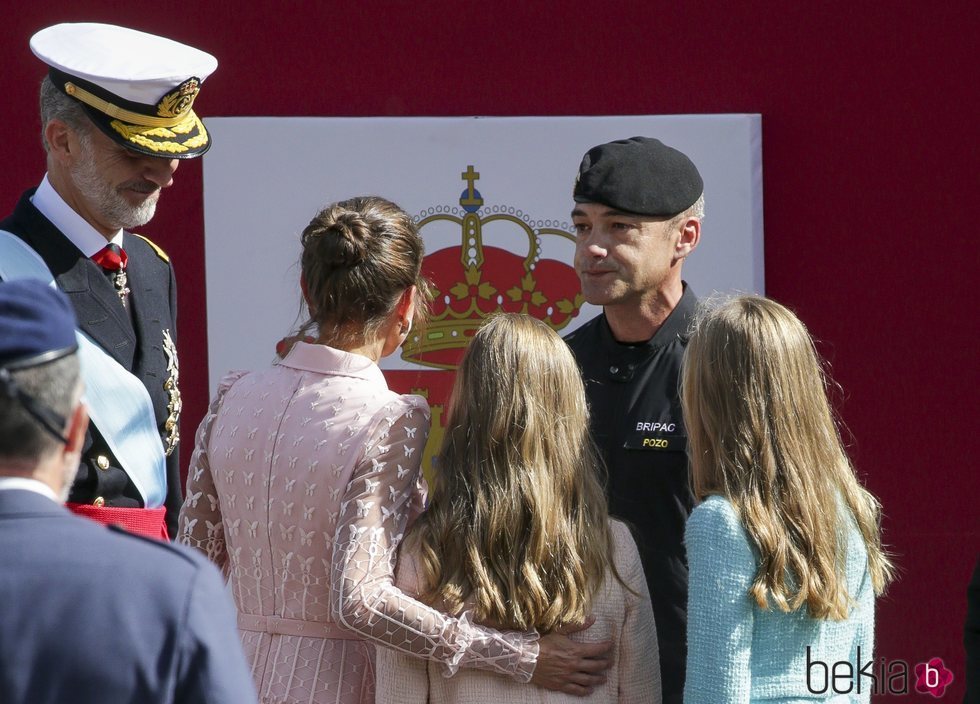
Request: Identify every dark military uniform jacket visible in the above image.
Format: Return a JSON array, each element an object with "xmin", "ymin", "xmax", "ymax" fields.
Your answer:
[
  {"xmin": 0, "ymin": 187, "xmax": 182, "ymax": 537},
  {"xmin": 0, "ymin": 487, "xmax": 256, "ymax": 703},
  {"xmin": 565, "ymin": 284, "xmax": 697, "ymax": 704}
]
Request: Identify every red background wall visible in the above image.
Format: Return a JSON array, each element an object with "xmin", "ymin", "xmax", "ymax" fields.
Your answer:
[{"xmin": 2, "ymin": 2, "xmax": 976, "ymax": 699}]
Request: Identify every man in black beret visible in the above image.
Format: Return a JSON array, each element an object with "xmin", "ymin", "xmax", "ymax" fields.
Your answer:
[
  {"xmin": 0, "ymin": 279, "xmax": 256, "ymax": 704},
  {"xmin": 564, "ymin": 136, "xmax": 704, "ymax": 704}
]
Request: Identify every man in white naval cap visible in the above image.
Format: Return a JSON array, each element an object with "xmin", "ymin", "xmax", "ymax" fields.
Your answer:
[{"xmin": 0, "ymin": 23, "xmax": 218, "ymax": 540}]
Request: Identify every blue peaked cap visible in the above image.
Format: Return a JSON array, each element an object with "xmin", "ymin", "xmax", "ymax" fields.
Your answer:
[{"xmin": 0, "ymin": 279, "xmax": 78, "ymax": 369}]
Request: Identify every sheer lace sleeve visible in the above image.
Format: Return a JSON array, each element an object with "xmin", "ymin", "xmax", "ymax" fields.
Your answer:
[
  {"xmin": 330, "ymin": 395, "xmax": 539, "ymax": 682},
  {"xmin": 177, "ymin": 371, "xmax": 248, "ymax": 577}
]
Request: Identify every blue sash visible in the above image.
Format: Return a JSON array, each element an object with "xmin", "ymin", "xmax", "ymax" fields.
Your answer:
[{"xmin": 0, "ymin": 230, "xmax": 167, "ymax": 506}]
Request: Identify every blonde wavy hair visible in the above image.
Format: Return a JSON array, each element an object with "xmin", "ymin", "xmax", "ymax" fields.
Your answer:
[
  {"xmin": 681, "ymin": 295, "xmax": 894, "ymax": 620},
  {"xmin": 405, "ymin": 313, "xmax": 617, "ymax": 632}
]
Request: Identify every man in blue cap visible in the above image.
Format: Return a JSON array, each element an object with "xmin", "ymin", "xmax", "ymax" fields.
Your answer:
[
  {"xmin": 565, "ymin": 136, "xmax": 705, "ymax": 704},
  {"xmin": 0, "ymin": 22, "xmax": 219, "ymax": 539},
  {"xmin": 0, "ymin": 279, "xmax": 256, "ymax": 704}
]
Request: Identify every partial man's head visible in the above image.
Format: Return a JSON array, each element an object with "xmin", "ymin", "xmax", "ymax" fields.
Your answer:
[
  {"xmin": 571, "ymin": 136, "xmax": 704, "ymax": 310},
  {"xmin": 31, "ymin": 23, "xmax": 217, "ymax": 235},
  {"xmin": 0, "ymin": 280, "xmax": 87, "ymax": 499}
]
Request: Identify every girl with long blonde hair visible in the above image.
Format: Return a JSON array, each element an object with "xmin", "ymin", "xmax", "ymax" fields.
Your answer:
[
  {"xmin": 681, "ymin": 295, "xmax": 894, "ymax": 703},
  {"xmin": 377, "ymin": 313, "xmax": 661, "ymax": 703}
]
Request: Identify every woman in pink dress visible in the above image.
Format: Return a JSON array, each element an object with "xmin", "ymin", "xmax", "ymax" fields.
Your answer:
[
  {"xmin": 376, "ymin": 314, "xmax": 661, "ymax": 703},
  {"xmin": 178, "ymin": 197, "xmax": 611, "ymax": 703}
]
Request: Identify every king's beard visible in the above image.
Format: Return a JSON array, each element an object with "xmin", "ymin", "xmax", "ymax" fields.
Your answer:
[{"xmin": 69, "ymin": 143, "xmax": 160, "ymax": 230}]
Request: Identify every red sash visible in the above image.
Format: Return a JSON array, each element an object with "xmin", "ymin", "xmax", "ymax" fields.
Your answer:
[{"xmin": 67, "ymin": 503, "xmax": 169, "ymax": 541}]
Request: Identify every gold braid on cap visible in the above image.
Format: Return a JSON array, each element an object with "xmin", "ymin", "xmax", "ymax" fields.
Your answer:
[{"xmin": 63, "ymin": 77, "xmax": 200, "ymax": 129}]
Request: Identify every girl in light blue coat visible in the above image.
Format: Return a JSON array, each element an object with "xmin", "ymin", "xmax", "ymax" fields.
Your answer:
[{"xmin": 681, "ymin": 296, "xmax": 894, "ymax": 704}]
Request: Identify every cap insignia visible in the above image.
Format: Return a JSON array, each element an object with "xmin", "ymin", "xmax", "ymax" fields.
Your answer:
[{"xmin": 156, "ymin": 77, "xmax": 200, "ymax": 119}]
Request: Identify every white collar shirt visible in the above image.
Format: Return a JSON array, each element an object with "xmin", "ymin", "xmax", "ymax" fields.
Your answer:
[
  {"xmin": 31, "ymin": 175, "xmax": 124, "ymax": 256},
  {"xmin": 0, "ymin": 476, "xmax": 60, "ymax": 502}
]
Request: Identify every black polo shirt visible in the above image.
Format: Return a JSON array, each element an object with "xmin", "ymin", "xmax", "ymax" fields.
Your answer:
[{"xmin": 565, "ymin": 284, "xmax": 697, "ymax": 704}]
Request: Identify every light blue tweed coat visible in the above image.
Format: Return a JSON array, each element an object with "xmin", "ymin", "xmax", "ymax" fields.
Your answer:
[{"xmin": 684, "ymin": 496, "xmax": 875, "ymax": 704}]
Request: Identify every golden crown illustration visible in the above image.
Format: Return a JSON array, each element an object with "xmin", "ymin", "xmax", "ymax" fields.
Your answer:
[{"xmin": 400, "ymin": 166, "xmax": 585, "ymax": 369}]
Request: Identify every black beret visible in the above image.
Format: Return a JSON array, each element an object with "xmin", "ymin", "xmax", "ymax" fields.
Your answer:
[
  {"xmin": 573, "ymin": 136, "xmax": 703, "ymax": 217},
  {"xmin": 0, "ymin": 280, "xmax": 78, "ymax": 369}
]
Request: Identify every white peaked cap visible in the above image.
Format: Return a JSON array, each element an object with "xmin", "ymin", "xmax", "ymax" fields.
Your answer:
[{"xmin": 30, "ymin": 22, "xmax": 218, "ymax": 158}]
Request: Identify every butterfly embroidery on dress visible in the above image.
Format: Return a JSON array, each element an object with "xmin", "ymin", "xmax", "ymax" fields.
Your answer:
[
  {"xmin": 299, "ymin": 555, "xmax": 315, "ymax": 574},
  {"xmin": 300, "ymin": 528, "xmax": 314, "ymax": 547},
  {"xmin": 356, "ymin": 499, "xmax": 375, "ymax": 518}
]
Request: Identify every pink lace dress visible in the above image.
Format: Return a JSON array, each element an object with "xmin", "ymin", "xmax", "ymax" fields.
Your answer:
[{"xmin": 178, "ymin": 342, "xmax": 537, "ymax": 703}]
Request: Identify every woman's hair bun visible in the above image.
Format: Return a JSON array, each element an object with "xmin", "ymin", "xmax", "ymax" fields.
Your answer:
[
  {"xmin": 298, "ymin": 196, "xmax": 430, "ymax": 348},
  {"xmin": 305, "ymin": 209, "xmax": 371, "ymax": 269}
]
